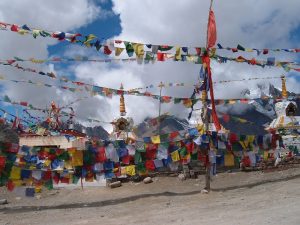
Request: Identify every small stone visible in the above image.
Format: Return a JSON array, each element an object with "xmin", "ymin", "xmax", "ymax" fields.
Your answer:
[
  {"xmin": 143, "ymin": 177, "xmax": 153, "ymax": 184},
  {"xmin": 190, "ymin": 170, "xmax": 197, "ymax": 179},
  {"xmin": 15, "ymin": 197, "xmax": 22, "ymax": 201},
  {"xmin": 201, "ymin": 189, "xmax": 209, "ymax": 194},
  {"xmin": 36, "ymin": 195, "xmax": 42, "ymax": 200},
  {"xmin": 0, "ymin": 199, "xmax": 8, "ymax": 205},
  {"xmin": 178, "ymin": 173, "xmax": 186, "ymax": 181},
  {"xmin": 109, "ymin": 181, "xmax": 122, "ymax": 188}
]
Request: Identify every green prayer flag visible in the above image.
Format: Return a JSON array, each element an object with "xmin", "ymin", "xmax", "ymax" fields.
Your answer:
[
  {"xmin": 136, "ymin": 163, "xmax": 146, "ymax": 173},
  {"xmin": 124, "ymin": 42, "xmax": 134, "ymax": 57},
  {"xmin": 237, "ymin": 44, "xmax": 245, "ymax": 51},
  {"xmin": 83, "ymin": 151, "xmax": 95, "ymax": 166},
  {"xmin": 174, "ymin": 98, "xmax": 182, "ymax": 104},
  {"xmin": 179, "ymin": 147, "xmax": 187, "ymax": 157},
  {"xmin": 57, "ymin": 151, "xmax": 70, "ymax": 161},
  {"xmin": 158, "ymin": 46, "xmax": 173, "ymax": 51},
  {"xmin": 44, "ymin": 179, "xmax": 53, "ymax": 190},
  {"xmin": 72, "ymin": 175, "xmax": 80, "ymax": 184},
  {"xmin": 191, "ymin": 152, "xmax": 198, "ymax": 160},
  {"xmin": 134, "ymin": 151, "xmax": 142, "ymax": 164}
]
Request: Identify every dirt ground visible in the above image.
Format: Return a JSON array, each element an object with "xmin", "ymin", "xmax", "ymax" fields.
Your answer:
[{"xmin": 1, "ymin": 167, "xmax": 300, "ymax": 225}]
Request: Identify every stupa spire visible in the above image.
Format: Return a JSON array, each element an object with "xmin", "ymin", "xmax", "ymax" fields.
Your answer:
[
  {"xmin": 120, "ymin": 83, "xmax": 126, "ymax": 116},
  {"xmin": 281, "ymin": 75, "xmax": 288, "ymax": 99}
]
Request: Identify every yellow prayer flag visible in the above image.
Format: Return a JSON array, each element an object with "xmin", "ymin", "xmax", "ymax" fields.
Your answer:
[
  {"xmin": 224, "ymin": 154, "xmax": 235, "ymax": 167},
  {"xmin": 132, "ymin": 43, "xmax": 144, "ymax": 58},
  {"xmin": 186, "ymin": 56, "xmax": 195, "ymax": 62},
  {"xmin": 83, "ymin": 34, "xmax": 97, "ymax": 47},
  {"xmin": 171, "ymin": 150, "xmax": 180, "ymax": 162},
  {"xmin": 30, "ymin": 59, "xmax": 45, "ymax": 64},
  {"xmin": 10, "ymin": 166, "xmax": 21, "ymax": 180},
  {"xmin": 67, "ymin": 148, "xmax": 76, "ymax": 154},
  {"xmin": 229, "ymin": 100, "xmax": 236, "ymax": 104},
  {"xmin": 209, "ymin": 48, "xmax": 216, "ymax": 56},
  {"xmin": 263, "ymin": 151, "xmax": 269, "ymax": 160},
  {"xmin": 115, "ymin": 47, "xmax": 124, "ymax": 56},
  {"xmin": 35, "ymin": 185, "xmax": 42, "ymax": 193},
  {"xmin": 64, "ymin": 161, "xmax": 73, "ymax": 170},
  {"xmin": 44, "ymin": 159, "xmax": 51, "ymax": 167},
  {"xmin": 183, "ymin": 99, "xmax": 193, "ymax": 108},
  {"xmin": 125, "ymin": 165, "xmax": 136, "ymax": 176},
  {"xmin": 12, "ymin": 180, "xmax": 23, "ymax": 186},
  {"xmin": 121, "ymin": 167, "xmax": 127, "ymax": 176},
  {"xmin": 239, "ymin": 141, "xmax": 248, "ymax": 149},
  {"xmin": 246, "ymin": 135, "xmax": 255, "ymax": 143},
  {"xmin": 175, "ymin": 47, "xmax": 181, "ymax": 61},
  {"xmin": 151, "ymin": 135, "xmax": 161, "ymax": 144},
  {"xmin": 71, "ymin": 150, "xmax": 83, "ymax": 166},
  {"xmin": 18, "ymin": 29, "xmax": 29, "ymax": 35}
]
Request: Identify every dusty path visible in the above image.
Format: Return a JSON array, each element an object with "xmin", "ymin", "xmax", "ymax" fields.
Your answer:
[{"xmin": 1, "ymin": 168, "xmax": 300, "ymax": 225}]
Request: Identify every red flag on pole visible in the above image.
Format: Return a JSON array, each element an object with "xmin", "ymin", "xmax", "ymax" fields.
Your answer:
[{"xmin": 207, "ymin": 10, "xmax": 217, "ymax": 48}]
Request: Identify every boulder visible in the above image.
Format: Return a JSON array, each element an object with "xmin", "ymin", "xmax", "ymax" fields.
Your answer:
[
  {"xmin": 0, "ymin": 199, "xmax": 8, "ymax": 205},
  {"xmin": 178, "ymin": 173, "xmax": 186, "ymax": 181},
  {"xmin": 143, "ymin": 177, "xmax": 153, "ymax": 184},
  {"xmin": 109, "ymin": 181, "xmax": 122, "ymax": 188}
]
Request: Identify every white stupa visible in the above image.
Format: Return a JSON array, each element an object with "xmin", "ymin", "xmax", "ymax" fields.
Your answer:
[
  {"xmin": 109, "ymin": 84, "xmax": 137, "ymax": 142},
  {"xmin": 266, "ymin": 76, "xmax": 300, "ymax": 132}
]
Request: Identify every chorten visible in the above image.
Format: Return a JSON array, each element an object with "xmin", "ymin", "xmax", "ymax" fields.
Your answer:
[
  {"xmin": 266, "ymin": 76, "xmax": 300, "ymax": 132},
  {"xmin": 110, "ymin": 84, "xmax": 137, "ymax": 141}
]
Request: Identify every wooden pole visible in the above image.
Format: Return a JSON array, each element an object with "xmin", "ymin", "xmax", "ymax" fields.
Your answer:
[
  {"xmin": 203, "ymin": 0, "xmax": 214, "ymax": 192},
  {"xmin": 158, "ymin": 82, "xmax": 164, "ymax": 135}
]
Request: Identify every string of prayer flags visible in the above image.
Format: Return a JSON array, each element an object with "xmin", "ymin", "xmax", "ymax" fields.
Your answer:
[
  {"xmin": 217, "ymin": 43, "xmax": 300, "ymax": 55},
  {"xmin": 213, "ymin": 54, "xmax": 300, "ymax": 72},
  {"xmin": 3, "ymin": 21, "xmax": 300, "ymax": 62}
]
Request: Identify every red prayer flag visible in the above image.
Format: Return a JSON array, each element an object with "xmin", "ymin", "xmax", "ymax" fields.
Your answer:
[
  {"xmin": 104, "ymin": 46, "xmax": 112, "ymax": 55},
  {"xmin": 263, "ymin": 49, "xmax": 269, "ymax": 54},
  {"xmin": 195, "ymin": 48, "xmax": 202, "ymax": 55},
  {"xmin": 185, "ymin": 142, "xmax": 194, "ymax": 153},
  {"xmin": 20, "ymin": 102, "xmax": 28, "ymax": 106},
  {"xmin": 95, "ymin": 147, "xmax": 106, "ymax": 163},
  {"xmin": 7, "ymin": 143, "xmax": 19, "ymax": 153},
  {"xmin": 145, "ymin": 160, "xmax": 155, "ymax": 171},
  {"xmin": 229, "ymin": 133, "xmax": 238, "ymax": 143},
  {"xmin": 157, "ymin": 52, "xmax": 165, "ymax": 61},
  {"xmin": 170, "ymin": 131, "xmax": 179, "ymax": 139},
  {"xmin": 7, "ymin": 180, "xmax": 15, "ymax": 192},
  {"xmin": 42, "ymin": 171, "xmax": 52, "ymax": 180},
  {"xmin": 122, "ymin": 155, "xmax": 131, "ymax": 165},
  {"xmin": 60, "ymin": 177, "xmax": 70, "ymax": 184},
  {"xmin": 207, "ymin": 10, "xmax": 217, "ymax": 48},
  {"xmin": 10, "ymin": 24, "xmax": 19, "ymax": 32},
  {"xmin": 0, "ymin": 156, "xmax": 6, "ymax": 171}
]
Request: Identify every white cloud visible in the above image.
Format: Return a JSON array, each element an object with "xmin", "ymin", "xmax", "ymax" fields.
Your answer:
[
  {"xmin": 67, "ymin": 0, "xmax": 300, "ymax": 128},
  {"xmin": 0, "ymin": 0, "xmax": 103, "ymax": 123}
]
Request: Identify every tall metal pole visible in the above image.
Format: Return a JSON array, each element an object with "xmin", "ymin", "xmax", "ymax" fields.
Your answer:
[
  {"xmin": 203, "ymin": 0, "xmax": 214, "ymax": 192},
  {"xmin": 158, "ymin": 81, "xmax": 164, "ymax": 135}
]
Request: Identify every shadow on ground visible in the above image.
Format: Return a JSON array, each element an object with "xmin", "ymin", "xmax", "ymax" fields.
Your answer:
[{"xmin": 1, "ymin": 174, "xmax": 300, "ymax": 214}]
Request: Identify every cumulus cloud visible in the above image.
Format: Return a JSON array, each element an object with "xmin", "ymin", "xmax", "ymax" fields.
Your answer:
[{"xmin": 0, "ymin": 0, "xmax": 104, "ymax": 123}]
